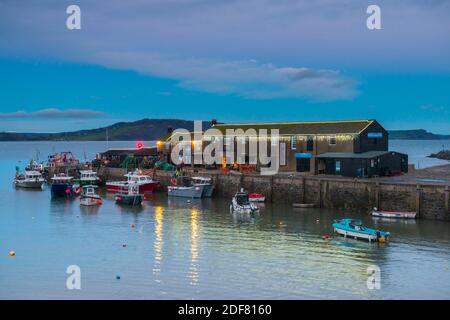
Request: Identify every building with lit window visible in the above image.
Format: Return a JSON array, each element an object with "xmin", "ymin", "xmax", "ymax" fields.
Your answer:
[{"xmin": 159, "ymin": 119, "xmax": 408, "ymax": 177}]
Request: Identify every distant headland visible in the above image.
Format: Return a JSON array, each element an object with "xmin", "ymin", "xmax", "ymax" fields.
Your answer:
[{"xmin": 0, "ymin": 119, "xmax": 448, "ymax": 141}]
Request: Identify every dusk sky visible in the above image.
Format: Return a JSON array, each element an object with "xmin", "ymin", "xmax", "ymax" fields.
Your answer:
[{"xmin": 0, "ymin": 0, "xmax": 449, "ymax": 133}]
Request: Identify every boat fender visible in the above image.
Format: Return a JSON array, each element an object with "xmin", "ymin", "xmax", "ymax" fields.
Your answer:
[
  {"xmin": 170, "ymin": 178, "xmax": 177, "ymax": 185},
  {"xmin": 65, "ymin": 189, "xmax": 71, "ymax": 195}
]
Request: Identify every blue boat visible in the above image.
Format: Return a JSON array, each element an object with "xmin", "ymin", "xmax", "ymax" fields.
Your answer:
[
  {"xmin": 50, "ymin": 175, "xmax": 77, "ymax": 198},
  {"xmin": 332, "ymin": 218, "xmax": 390, "ymax": 242}
]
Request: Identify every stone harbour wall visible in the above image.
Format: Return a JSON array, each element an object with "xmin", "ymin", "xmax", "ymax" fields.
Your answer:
[{"xmin": 98, "ymin": 167, "xmax": 450, "ymax": 221}]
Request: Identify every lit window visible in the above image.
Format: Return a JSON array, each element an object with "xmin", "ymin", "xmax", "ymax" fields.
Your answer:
[
  {"xmin": 329, "ymin": 135, "xmax": 336, "ymax": 146},
  {"xmin": 291, "ymin": 136, "xmax": 297, "ymax": 150}
]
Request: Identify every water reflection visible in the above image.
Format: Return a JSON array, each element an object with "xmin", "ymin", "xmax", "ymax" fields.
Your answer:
[
  {"xmin": 153, "ymin": 206, "xmax": 164, "ymax": 278},
  {"xmin": 189, "ymin": 208, "xmax": 199, "ymax": 286}
]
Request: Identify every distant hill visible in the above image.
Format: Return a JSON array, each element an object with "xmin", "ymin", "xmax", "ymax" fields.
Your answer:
[
  {"xmin": 0, "ymin": 119, "xmax": 212, "ymax": 141},
  {"xmin": 388, "ymin": 129, "xmax": 450, "ymax": 140},
  {"xmin": 1, "ymin": 120, "xmax": 448, "ymax": 141}
]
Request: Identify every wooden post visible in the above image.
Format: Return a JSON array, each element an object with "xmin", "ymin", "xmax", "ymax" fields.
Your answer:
[
  {"xmin": 270, "ymin": 175, "xmax": 274, "ymax": 202},
  {"xmin": 445, "ymin": 186, "xmax": 450, "ymax": 219},
  {"xmin": 375, "ymin": 182, "xmax": 380, "ymax": 210},
  {"xmin": 416, "ymin": 184, "xmax": 422, "ymax": 217},
  {"xmin": 301, "ymin": 177, "xmax": 306, "ymax": 204},
  {"xmin": 318, "ymin": 179, "xmax": 322, "ymax": 208}
]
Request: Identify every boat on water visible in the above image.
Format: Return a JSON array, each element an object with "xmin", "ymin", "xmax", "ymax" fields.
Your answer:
[
  {"xmin": 25, "ymin": 160, "xmax": 44, "ymax": 172},
  {"xmin": 249, "ymin": 193, "xmax": 265, "ymax": 202},
  {"xmin": 80, "ymin": 185, "xmax": 102, "ymax": 206},
  {"xmin": 76, "ymin": 170, "xmax": 101, "ymax": 186},
  {"xmin": 371, "ymin": 207, "xmax": 416, "ymax": 219},
  {"xmin": 332, "ymin": 218, "xmax": 390, "ymax": 242},
  {"xmin": 115, "ymin": 185, "xmax": 143, "ymax": 206},
  {"xmin": 192, "ymin": 176, "xmax": 214, "ymax": 197},
  {"xmin": 14, "ymin": 170, "xmax": 45, "ymax": 189},
  {"xmin": 167, "ymin": 176, "xmax": 213, "ymax": 198},
  {"xmin": 106, "ymin": 170, "xmax": 158, "ymax": 194},
  {"xmin": 168, "ymin": 185, "xmax": 205, "ymax": 198},
  {"xmin": 50, "ymin": 174, "xmax": 81, "ymax": 197},
  {"xmin": 46, "ymin": 152, "xmax": 80, "ymax": 169},
  {"xmin": 230, "ymin": 190, "xmax": 260, "ymax": 214}
]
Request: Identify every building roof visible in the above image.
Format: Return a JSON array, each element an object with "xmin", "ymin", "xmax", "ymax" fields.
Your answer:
[
  {"xmin": 211, "ymin": 120, "xmax": 375, "ymax": 135},
  {"xmin": 100, "ymin": 147, "xmax": 157, "ymax": 157},
  {"xmin": 316, "ymin": 151, "xmax": 400, "ymax": 159}
]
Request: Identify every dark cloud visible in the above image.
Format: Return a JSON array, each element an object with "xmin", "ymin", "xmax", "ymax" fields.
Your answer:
[{"xmin": 0, "ymin": 108, "xmax": 107, "ymax": 119}]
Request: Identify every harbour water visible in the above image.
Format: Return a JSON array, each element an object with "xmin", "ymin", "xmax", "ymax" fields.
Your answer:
[{"xmin": 1, "ymin": 141, "xmax": 450, "ymax": 299}]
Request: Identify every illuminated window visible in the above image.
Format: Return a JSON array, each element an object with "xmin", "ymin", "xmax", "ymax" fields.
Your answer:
[
  {"xmin": 291, "ymin": 136, "xmax": 297, "ymax": 150},
  {"xmin": 329, "ymin": 135, "xmax": 336, "ymax": 146}
]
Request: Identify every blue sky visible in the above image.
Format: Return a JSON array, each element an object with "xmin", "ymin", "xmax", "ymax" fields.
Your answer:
[{"xmin": 0, "ymin": 0, "xmax": 449, "ymax": 133}]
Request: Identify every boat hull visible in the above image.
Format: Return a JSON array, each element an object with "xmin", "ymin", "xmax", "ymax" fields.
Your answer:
[
  {"xmin": 334, "ymin": 227, "xmax": 378, "ymax": 242},
  {"xmin": 168, "ymin": 185, "xmax": 205, "ymax": 198},
  {"xmin": 106, "ymin": 182, "xmax": 158, "ymax": 194},
  {"xmin": 115, "ymin": 194, "xmax": 143, "ymax": 206},
  {"xmin": 201, "ymin": 185, "xmax": 214, "ymax": 197},
  {"xmin": 371, "ymin": 210, "xmax": 416, "ymax": 219},
  {"xmin": 51, "ymin": 183, "xmax": 74, "ymax": 197},
  {"xmin": 15, "ymin": 180, "xmax": 45, "ymax": 189},
  {"xmin": 80, "ymin": 196, "xmax": 102, "ymax": 206}
]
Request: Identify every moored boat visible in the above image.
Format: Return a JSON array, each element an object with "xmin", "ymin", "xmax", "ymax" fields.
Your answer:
[
  {"xmin": 115, "ymin": 185, "xmax": 143, "ymax": 206},
  {"xmin": 14, "ymin": 171, "xmax": 45, "ymax": 189},
  {"xmin": 249, "ymin": 193, "xmax": 265, "ymax": 202},
  {"xmin": 106, "ymin": 170, "xmax": 158, "ymax": 194},
  {"xmin": 80, "ymin": 185, "xmax": 102, "ymax": 206},
  {"xmin": 371, "ymin": 207, "xmax": 416, "ymax": 219},
  {"xmin": 332, "ymin": 218, "xmax": 390, "ymax": 242},
  {"xmin": 50, "ymin": 174, "xmax": 80, "ymax": 197},
  {"xmin": 230, "ymin": 189, "xmax": 260, "ymax": 214},
  {"xmin": 76, "ymin": 170, "xmax": 101, "ymax": 186},
  {"xmin": 191, "ymin": 176, "xmax": 214, "ymax": 197}
]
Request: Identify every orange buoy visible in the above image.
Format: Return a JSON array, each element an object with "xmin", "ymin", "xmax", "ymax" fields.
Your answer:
[{"xmin": 9, "ymin": 251, "xmax": 15, "ymax": 257}]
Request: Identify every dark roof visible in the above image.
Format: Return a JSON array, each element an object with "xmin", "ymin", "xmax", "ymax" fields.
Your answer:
[
  {"xmin": 211, "ymin": 120, "xmax": 375, "ymax": 135},
  {"xmin": 101, "ymin": 147, "xmax": 157, "ymax": 157},
  {"xmin": 316, "ymin": 151, "xmax": 404, "ymax": 159}
]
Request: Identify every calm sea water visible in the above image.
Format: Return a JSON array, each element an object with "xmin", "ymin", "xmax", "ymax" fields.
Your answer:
[{"xmin": 0, "ymin": 141, "xmax": 450, "ymax": 300}]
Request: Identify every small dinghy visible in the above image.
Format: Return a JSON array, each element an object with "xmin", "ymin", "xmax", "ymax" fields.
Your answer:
[
  {"xmin": 249, "ymin": 193, "xmax": 265, "ymax": 202},
  {"xmin": 332, "ymin": 218, "xmax": 390, "ymax": 242},
  {"xmin": 80, "ymin": 185, "xmax": 102, "ymax": 206},
  {"xmin": 230, "ymin": 189, "xmax": 260, "ymax": 214},
  {"xmin": 371, "ymin": 207, "xmax": 416, "ymax": 219},
  {"xmin": 115, "ymin": 185, "xmax": 143, "ymax": 206}
]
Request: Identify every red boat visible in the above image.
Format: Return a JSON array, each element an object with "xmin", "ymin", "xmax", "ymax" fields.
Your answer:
[
  {"xmin": 106, "ymin": 171, "xmax": 159, "ymax": 194},
  {"xmin": 249, "ymin": 193, "xmax": 265, "ymax": 202}
]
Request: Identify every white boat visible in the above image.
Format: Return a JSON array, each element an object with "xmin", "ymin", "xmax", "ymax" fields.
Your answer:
[
  {"xmin": 371, "ymin": 208, "xmax": 416, "ymax": 219},
  {"xmin": 230, "ymin": 189, "xmax": 260, "ymax": 214},
  {"xmin": 168, "ymin": 185, "xmax": 206, "ymax": 198},
  {"xmin": 106, "ymin": 170, "xmax": 158, "ymax": 194},
  {"xmin": 77, "ymin": 170, "xmax": 100, "ymax": 186},
  {"xmin": 14, "ymin": 171, "xmax": 45, "ymax": 189},
  {"xmin": 80, "ymin": 185, "xmax": 102, "ymax": 206},
  {"xmin": 191, "ymin": 176, "xmax": 214, "ymax": 197}
]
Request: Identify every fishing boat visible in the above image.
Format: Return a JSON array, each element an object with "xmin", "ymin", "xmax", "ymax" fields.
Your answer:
[
  {"xmin": 167, "ymin": 184, "xmax": 206, "ymax": 198},
  {"xmin": 25, "ymin": 160, "xmax": 44, "ymax": 172},
  {"xmin": 230, "ymin": 189, "xmax": 260, "ymax": 214},
  {"xmin": 249, "ymin": 193, "xmax": 265, "ymax": 202},
  {"xmin": 115, "ymin": 185, "xmax": 143, "ymax": 206},
  {"xmin": 332, "ymin": 218, "xmax": 390, "ymax": 242},
  {"xmin": 106, "ymin": 170, "xmax": 158, "ymax": 194},
  {"xmin": 46, "ymin": 152, "xmax": 79, "ymax": 168},
  {"xmin": 76, "ymin": 170, "xmax": 100, "ymax": 186},
  {"xmin": 50, "ymin": 174, "xmax": 81, "ymax": 197},
  {"xmin": 14, "ymin": 171, "xmax": 45, "ymax": 189},
  {"xmin": 191, "ymin": 176, "xmax": 214, "ymax": 197},
  {"xmin": 80, "ymin": 185, "xmax": 102, "ymax": 206},
  {"xmin": 371, "ymin": 207, "xmax": 416, "ymax": 219}
]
